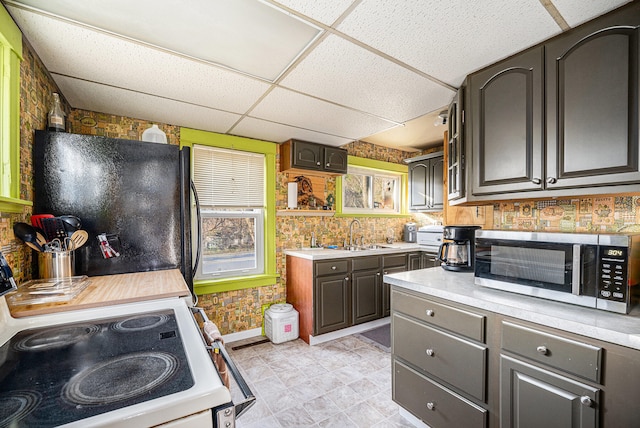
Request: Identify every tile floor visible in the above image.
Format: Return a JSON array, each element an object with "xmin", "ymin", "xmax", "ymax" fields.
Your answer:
[{"xmin": 227, "ymin": 332, "xmax": 414, "ymax": 428}]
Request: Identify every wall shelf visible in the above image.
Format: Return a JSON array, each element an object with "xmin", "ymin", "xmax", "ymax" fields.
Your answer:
[{"xmin": 277, "ymin": 210, "xmax": 335, "ymax": 217}]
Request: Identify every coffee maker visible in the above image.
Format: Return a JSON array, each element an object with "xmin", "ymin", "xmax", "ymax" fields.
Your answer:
[{"xmin": 438, "ymin": 225, "xmax": 481, "ymax": 271}]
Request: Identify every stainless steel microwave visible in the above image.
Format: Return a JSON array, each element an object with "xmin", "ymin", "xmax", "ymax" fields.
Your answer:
[{"xmin": 474, "ymin": 230, "xmax": 640, "ymax": 314}]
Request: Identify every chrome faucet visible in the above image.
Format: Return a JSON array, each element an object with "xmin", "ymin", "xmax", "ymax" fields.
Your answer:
[{"xmin": 349, "ymin": 219, "xmax": 361, "ymax": 248}]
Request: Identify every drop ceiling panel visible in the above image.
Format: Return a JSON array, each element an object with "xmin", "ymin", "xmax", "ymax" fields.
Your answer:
[
  {"xmin": 280, "ymin": 34, "xmax": 455, "ymax": 123},
  {"xmin": 8, "ymin": 0, "xmax": 322, "ymax": 81},
  {"xmin": 250, "ymin": 87, "xmax": 397, "ymax": 140},
  {"xmin": 362, "ymin": 111, "xmax": 447, "ymax": 150},
  {"xmin": 7, "ymin": 6, "xmax": 271, "ymax": 114},
  {"xmin": 232, "ymin": 117, "xmax": 353, "ymax": 146},
  {"xmin": 552, "ymin": 0, "xmax": 632, "ymax": 27},
  {"xmin": 338, "ymin": 0, "xmax": 562, "ymax": 86},
  {"xmin": 273, "ymin": 0, "xmax": 355, "ymax": 25},
  {"xmin": 54, "ymin": 75, "xmax": 241, "ymax": 133}
]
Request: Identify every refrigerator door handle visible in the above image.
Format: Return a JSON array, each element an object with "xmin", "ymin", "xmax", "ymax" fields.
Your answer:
[{"xmin": 190, "ymin": 179, "xmax": 202, "ymax": 278}]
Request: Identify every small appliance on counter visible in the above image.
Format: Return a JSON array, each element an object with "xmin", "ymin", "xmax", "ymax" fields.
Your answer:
[
  {"xmin": 417, "ymin": 225, "xmax": 444, "ymax": 251},
  {"xmin": 438, "ymin": 225, "xmax": 481, "ymax": 271},
  {"xmin": 404, "ymin": 223, "xmax": 417, "ymax": 243}
]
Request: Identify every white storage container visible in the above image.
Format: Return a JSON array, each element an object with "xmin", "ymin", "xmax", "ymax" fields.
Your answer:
[{"xmin": 264, "ymin": 303, "xmax": 299, "ymax": 344}]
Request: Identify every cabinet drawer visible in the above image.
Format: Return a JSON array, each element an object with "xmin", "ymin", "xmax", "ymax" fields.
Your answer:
[
  {"xmin": 383, "ymin": 254, "xmax": 406, "ymax": 268},
  {"xmin": 392, "ymin": 290, "xmax": 485, "ymax": 342},
  {"xmin": 502, "ymin": 321, "xmax": 602, "ymax": 383},
  {"xmin": 393, "ymin": 314, "xmax": 487, "ymax": 401},
  {"xmin": 352, "ymin": 256, "xmax": 380, "ymax": 271},
  {"xmin": 393, "ymin": 359, "xmax": 487, "ymax": 428},
  {"xmin": 315, "ymin": 260, "xmax": 349, "ymax": 276}
]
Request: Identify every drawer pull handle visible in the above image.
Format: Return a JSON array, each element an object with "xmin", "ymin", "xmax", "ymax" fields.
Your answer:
[
  {"xmin": 425, "ymin": 309, "xmax": 434, "ymax": 317},
  {"xmin": 425, "ymin": 349, "xmax": 435, "ymax": 357},
  {"xmin": 536, "ymin": 345, "xmax": 548, "ymax": 355},
  {"xmin": 426, "ymin": 402, "xmax": 436, "ymax": 411},
  {"xmin": 580, "ymin": 396, "xmax": 593, "ymax": 407}
]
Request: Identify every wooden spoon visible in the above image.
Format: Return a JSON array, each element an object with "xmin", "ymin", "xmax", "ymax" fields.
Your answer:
[{"xmin": 69, "ymin": 230, "xmax": 89, "ymax": 250}]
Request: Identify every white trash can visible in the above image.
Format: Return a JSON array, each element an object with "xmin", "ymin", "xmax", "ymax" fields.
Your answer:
[{"xmin": 264, "ymin": 303, "xmax": 299, "ymax": 344}]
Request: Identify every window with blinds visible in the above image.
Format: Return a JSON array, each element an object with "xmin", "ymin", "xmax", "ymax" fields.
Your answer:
[{"xmin": 193, "ymin": 145, "xmax": 265, "ymax": 280}]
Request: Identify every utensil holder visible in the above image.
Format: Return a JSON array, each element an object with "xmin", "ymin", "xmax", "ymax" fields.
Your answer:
[{"xmin": 39, "ymin": 251, "xmax": 75, "ymax": 279}]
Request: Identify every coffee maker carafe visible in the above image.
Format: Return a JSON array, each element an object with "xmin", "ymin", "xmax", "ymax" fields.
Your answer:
[{"xmin": 438, "ymin": 225, "xmax": 481, "ymax": 271}]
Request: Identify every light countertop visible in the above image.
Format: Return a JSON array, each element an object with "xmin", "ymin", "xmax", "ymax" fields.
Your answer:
[
  {"xmin": 284, "ymin": 242, "xmax": 427, "ymax": 260},
  {"xmin": 384, "ymin": 268, "xmax": 640, "ymax": 351}
]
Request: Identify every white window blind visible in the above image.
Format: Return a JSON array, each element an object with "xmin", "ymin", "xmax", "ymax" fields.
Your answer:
[{"xmin": 193, "ymin": 145, "xmax": 265, "ymax": 207}]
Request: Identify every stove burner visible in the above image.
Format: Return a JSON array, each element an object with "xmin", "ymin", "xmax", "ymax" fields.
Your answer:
[
  {"xmin": 13, "ymin": 324, "xmax": 101, "ymax": 352},
  {"xmin": 62, "ymin": 351, "xmax": 179, "ymax": 406},
  {"xmin": 0, "ymin": 390, "xmax": 41, "ymax": 426},
  {"xmin": 112, "ymin": 313, "xmax": 169, "ymax": 332}
]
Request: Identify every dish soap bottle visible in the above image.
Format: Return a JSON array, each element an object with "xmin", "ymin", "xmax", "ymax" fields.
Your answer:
[{"xmin": 48, "ymin": 92, "xmax": 65, "ymax": 132}]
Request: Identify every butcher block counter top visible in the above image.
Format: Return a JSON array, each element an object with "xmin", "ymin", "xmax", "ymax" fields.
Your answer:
[{"xmin": 7, "ymin": 269, "xmax": 190, "ymax": 318}]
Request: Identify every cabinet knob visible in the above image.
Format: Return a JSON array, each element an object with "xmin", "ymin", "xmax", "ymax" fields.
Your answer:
[
  {"xmin": 345, "ymin": 277, "xmax": 349, "ymax": 281},
  {"xmin": 425, "ymin": 349, "xmax": 435, "ymax": 357},
  {"xmin": 316, "ymin": 161, "xmax": 321, "ymax": 166},
  {"xmin": 580, "ymin": 396, "xmax": 593, "ymax": 407},
  {"xmin": 425, "ymin": 309, "xmax": 434, "ymax": 317},
  {"xmin": 326, "ymin": 163, "xmax": 330, "ymax": 167},
  {"xmin": 377, "ymin": 272, "xmax": 381, "ymax": 276},
  {"xmin": 536, "ymin": 345, "xmax": 548, "ymax": 355},
  {"xmin": 331, "ymin": 266, "xmax": 337, "ymax": 270},
  {"xmin": 532, "ymin": 177, "xmax": 541, "ymax": 184},
  {"xmin": 546, "ymin": 177, "xmax": 557, "ymax": 184},
  {"xmin": 426, "ymin": 402, "xmax": 436, "ymax": 411}
]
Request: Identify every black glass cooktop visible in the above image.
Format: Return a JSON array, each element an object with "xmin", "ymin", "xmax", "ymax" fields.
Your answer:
[{"xmin": 0, "ymin": 310, "xmax": 194, "ymax": 427}]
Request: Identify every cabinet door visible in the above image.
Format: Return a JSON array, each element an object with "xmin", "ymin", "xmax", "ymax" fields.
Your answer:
[
  {"xmin": 470, "ymin": 47, "xmax": 544, "ymax": 195},
  {"xmin": 501, "ymin": 355, "xmax": 599, "ymax": 428},
  {"xmin": 383, "ymin": 266, "xmax": 406, "ymax": 317},
  {"xmin": 421, "ymin": 252, "xmax": 440, "ymax": 269},
  {"xmin": 292, "ymin": 140, "xmax": 322, "ymax": 170},
  {"xmin": 545, "ymin": 9, "xmax": 640, "ymax": 188},
  {"xmin": 407, "ymin": 253, "xmax": 422, "ymax": 270},
  {"xmin": 429, "ymin": 156, "xmax": 444, "ymax": 211},
  {"xmin": 447, "ymin": 87, "xmax": 465, "ymax": 201},
  {"xmin": 409, "ymin": 161, "xmax": 429, "ymax": 210},
  {"xmin": 314, "ymin": 275, "xmax": 350, "ymax": 335},
  {"xmin": 324, "ymin": 147, "xmax": 348, "ymax": 173},
  {"xmin": 352, "ymin": 270, "xmax": 382, "ymax": 324}
]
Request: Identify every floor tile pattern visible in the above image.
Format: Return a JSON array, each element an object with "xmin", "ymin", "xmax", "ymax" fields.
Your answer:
[{"xmin": 228, "ymin": 335, "xmax": 414, "ymax": 428}]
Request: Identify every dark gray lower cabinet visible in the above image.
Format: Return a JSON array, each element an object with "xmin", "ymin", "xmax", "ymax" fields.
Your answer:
[
  {"xmin": 500, "ymin": 355, "xmax": 599, "ymax": 428},
  {"xmin": 352, "ymin": 269, "xmax": 382, "ymax": 325},
  {"xmin": 314, "ymin": 274, "xmax": 350, "ymax": 335}
]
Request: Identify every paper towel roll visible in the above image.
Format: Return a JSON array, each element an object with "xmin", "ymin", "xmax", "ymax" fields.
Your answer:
[{"xmin": 287, "ymin": 182, "xmax": 298, "ymax": 209}]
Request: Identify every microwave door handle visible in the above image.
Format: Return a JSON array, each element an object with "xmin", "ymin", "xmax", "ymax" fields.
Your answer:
[{"xmin": 572, "ymin": 244, "xmax": 581, "ymax": 295}]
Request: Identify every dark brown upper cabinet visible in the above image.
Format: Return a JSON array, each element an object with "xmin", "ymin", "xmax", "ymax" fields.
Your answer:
[
  {"xmin": 280, "ymin": 139, "xmax": 348, "ymax": 175},
  {"xmin": 545, "ymin": 6, "xmax": 640, "ymax": 189},
  {"xmin": 407, "ymin": 152, "xmax": 444, "ymax": 212},
  {"xmin": 447, "ymin": 87, "xmax": 465, "ymax": 201},
  {"xmin": 469, "ymin": 47, "xmax": 544, "ymax": 196},
  {"xmin": 460, "ymin": 1, "xmax": 640, "ymax": 202}
]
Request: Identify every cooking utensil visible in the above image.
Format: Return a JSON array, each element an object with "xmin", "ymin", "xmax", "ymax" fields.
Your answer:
[
  {"xmin": 59, "ymin": 215, "xmax": 82, "ymax": 234},
  {"xmin": 13, "ymin": 222, "xmax": 44, "ymax": 252},
  {"xmin": 41, "ymin": 217, "xmax": 68, "ymax": 241},
  {"xmin": 69, "ymin": 230, "xmax": 89, "ymax": 250},
  {"xmin": 30, "ymin": 214, "xmax": 54, "ymax": 230}
]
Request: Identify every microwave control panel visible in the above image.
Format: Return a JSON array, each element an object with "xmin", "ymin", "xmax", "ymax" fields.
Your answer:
[{"xmin": 597, "ymin": 246, "xmax": 628, "ymax": 302}]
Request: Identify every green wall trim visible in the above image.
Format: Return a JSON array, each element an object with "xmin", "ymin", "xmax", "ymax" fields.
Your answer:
[
  {"xmin": 194, "ymin": 274, "xmax": 279, "ymax": 294},
  {"xmin": 348, "ymin": 155, "xmax": 408, "ymax": 173},
  {"xmin": 0, "ymin": 196, "xmax": 32, "ymax": 213},
  {"xmin": 179, "ymin": 127, "xmax": 278, "ymax": 289},
  {"xmin": 0, "ymin": 4, "xmax": 23, "ymax": 58}
]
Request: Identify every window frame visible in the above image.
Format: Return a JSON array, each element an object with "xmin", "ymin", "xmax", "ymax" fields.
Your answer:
[
  {"xmin": 0, "ymin": 4, "xmax": 30, "ymax": 212},
  {"xmin": 180, "ymin": 128, "xmax": 278, "ymax": 294},
  {"xmin": 336, "ymin": 155, "xmax": 410, "ymax": 218}
]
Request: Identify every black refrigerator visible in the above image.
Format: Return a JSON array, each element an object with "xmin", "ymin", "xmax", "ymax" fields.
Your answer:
[{"xmin": 33, "ymin": 131, "xmax": 194, "ymax": 291}]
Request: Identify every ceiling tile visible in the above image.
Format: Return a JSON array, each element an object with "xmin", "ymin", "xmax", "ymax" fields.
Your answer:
[
  {"xmin": 232, "ymin": 117, "xmax": 353, "ymax": 146},
  {"xmin": 8, "ymin": 0, "xmax": 322, "ymax": 81},
  {"xmin": 280, "ymin": 35, "xmax": 455, "ymax": 123},
  {"xmin": 273, "ymin": 0, "xmax": 355, "ymax": 25},
  {"xmin": 551, "ymin": 0, "xmax": 632, "ymax": 27},
  {"xmin": 7, "ymin": 7, "xmax": 271, "ymax": 114},
  {"xmin": 250, "ymin": 87, "xmax": 397, "ymax": 140},
  {"xmin": 54, "ymin": 76, "xmax": 241, "ymax": 133},
  {"xmin": 338, "ymin": 0, "xmax": 562, "ymax": 86}
]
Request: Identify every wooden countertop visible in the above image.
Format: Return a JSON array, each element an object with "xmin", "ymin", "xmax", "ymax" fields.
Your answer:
[{"xmin": 8, "ymin": 269, "xmax": 190, "ymax": 318}]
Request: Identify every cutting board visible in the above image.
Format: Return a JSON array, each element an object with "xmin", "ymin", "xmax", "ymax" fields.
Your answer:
[{"xmin": 7, "ymin": 269, "xmax": 190, "ymax": 318}]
